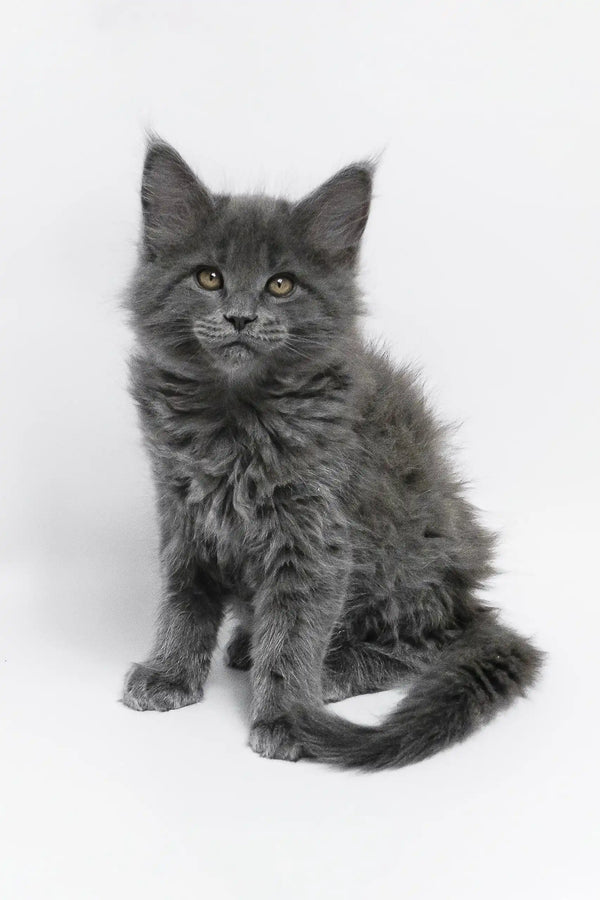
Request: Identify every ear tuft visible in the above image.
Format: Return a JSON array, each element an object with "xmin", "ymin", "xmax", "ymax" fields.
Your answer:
[
  {"xmin": 141, "ymin": 137, "xmax": 214, "ymax": 256},
  {"xmin": 294, "ymin": 162, "xmax": 374, "ymax": 262}
]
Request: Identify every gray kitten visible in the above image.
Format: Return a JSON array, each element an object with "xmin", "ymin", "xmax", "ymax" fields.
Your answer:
[{"xmin": 121, "ymin": 139, "xmax": 542, "ymax": 769}]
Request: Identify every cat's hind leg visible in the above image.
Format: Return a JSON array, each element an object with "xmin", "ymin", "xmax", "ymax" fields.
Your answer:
[
  {"xmin": 322, "ymin": 642, "xmax": 414, "ymax": 703},
  {"xmin": 225, "ymin": 625, "xmax": 252, "ymax": 670},
  {"xmin": 224, "ymin": 600, "xmax": 253, "ymax": 670}
]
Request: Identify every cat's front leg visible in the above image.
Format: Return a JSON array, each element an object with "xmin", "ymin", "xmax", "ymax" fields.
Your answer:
[
  {"xmin": 248, "ymin": 508, "xmax": 348, "ymax": 761},
  {"xmin": 122, "ymin": 559, "xmax": 224, "ymax": 712}
]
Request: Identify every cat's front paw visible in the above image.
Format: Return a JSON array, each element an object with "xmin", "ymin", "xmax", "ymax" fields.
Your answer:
[
  {"xmin": 122, "ymin": 662, "xmax": 203, "ymax": 712},
  {"xmin": 249, "ymin": 718, "xmax": 304, "ymax": 762}
]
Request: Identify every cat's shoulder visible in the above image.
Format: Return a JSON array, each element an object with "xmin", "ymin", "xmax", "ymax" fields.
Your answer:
[{"xmin": 360, "ymin": 341, "xmax": 426, "ymax": 403}]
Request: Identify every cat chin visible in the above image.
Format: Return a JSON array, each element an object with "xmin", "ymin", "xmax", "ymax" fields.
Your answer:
[{"xmin": 206, "ymin": 343, "xmax": 266, "ymax": 380}]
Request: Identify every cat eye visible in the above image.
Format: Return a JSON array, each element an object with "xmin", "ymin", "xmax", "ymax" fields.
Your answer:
[
  {"xmin": 266, "ymin": 274, "xmax": 295, "ymax": 298},
  {"xmin": 196, "ymin": 267, "xmax": 224, "ymax": 291}
]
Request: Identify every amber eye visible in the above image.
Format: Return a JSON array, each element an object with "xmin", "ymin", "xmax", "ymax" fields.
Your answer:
[
  {"xmin": 266, "ymin": 274, "xmax": 295, "ymax": 298},
  {"xmin": 196, "ymin": 267, "xmax": 223, "ymax": 291}
]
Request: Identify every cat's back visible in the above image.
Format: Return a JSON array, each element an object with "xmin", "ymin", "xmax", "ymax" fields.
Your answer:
[
  {"xmin": 352, "ymin": 343, "xmax": 493, "ymax": 586},
  {"xmin": 355, "ymin": 344, "xmax": 450, "ymax": 487}
]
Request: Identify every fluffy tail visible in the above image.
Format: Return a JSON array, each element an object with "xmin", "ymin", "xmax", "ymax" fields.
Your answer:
[{"xmin": 292, "ymin": 619, "xmax": 544, "ymax": 770}]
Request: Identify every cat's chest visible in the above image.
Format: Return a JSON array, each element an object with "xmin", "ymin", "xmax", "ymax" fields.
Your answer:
[
  {"xmin": 166, "ymin": 408, "xmax": 315, "ymax": 562},
  {"xmin": 158, "ymin": 389, "xmax": 330, "ymax": 492},
  {"xmin": 147, "ymin": 378, "xmax": 352, "ymax": 572},
  {"xmin": 187, "ymin": 429, "xmax": 272, "ymax": 523}
]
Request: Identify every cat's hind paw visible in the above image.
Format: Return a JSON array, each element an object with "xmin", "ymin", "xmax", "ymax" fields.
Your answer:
[
  {"xmin": 121, "ymin": 662, "xmax": 203, "ymax": 712},
  {"xmin": 249, "ymin": 718, "xmax": 304, "ymax": 762},
  {"xmin": 225, "ymin": 629, "xmax": 252, "ymax": 670}
]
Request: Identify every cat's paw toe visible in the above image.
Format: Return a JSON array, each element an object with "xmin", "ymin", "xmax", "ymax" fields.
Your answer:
[
  {"xmin": 121, "ymin": 663, "xmax": 202, "ymax": 711},
  {"xmin": 322, "ymin": 679, "xmax": 354, "ymax": 703},
  {"xmin": 249, "ymin": 718, "xmax": 303, "ymax": 761},
  {"xmin": 225, "ymin": 631, "xmax": 252, "ymax": 670}
]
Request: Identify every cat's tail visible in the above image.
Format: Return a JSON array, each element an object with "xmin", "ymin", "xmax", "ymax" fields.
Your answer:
[{"xmin": 292, "ymin": 617, "xmax": 544, "ymax": 770}]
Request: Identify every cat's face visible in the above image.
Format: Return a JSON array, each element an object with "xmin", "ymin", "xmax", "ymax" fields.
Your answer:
[{"xmin": 128, "ymin": 141, "xmax": 372, "ymax": 382}]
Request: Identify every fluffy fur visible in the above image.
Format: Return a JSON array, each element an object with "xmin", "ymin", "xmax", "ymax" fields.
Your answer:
[{"xmin": 121, "ymin": 138, "xmax": 543, "ymax": 769}]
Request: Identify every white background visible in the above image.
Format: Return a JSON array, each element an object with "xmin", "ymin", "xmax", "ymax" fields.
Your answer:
[{"xmin": 1, "ymin": 2, "xmax": 598, "ymax": 898}]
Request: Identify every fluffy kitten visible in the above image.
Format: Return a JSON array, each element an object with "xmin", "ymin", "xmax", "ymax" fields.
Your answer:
[{"xmin": 121, "ymin": 139, "xmax": 542, "ymax": 769}]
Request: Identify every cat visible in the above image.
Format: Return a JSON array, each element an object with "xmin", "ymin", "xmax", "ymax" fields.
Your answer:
[{"xmin": 121, "ymin": 138, "xmax": 543, "ymax": 769}]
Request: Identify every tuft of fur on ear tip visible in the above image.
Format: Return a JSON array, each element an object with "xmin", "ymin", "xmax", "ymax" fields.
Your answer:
[
  {"xmin": 293, "ymin": 161, "xmax": 375, "ymax": 263},
  {"xmin": 140, "ymin": 137, "xmax": 214, "ymax": 258}
]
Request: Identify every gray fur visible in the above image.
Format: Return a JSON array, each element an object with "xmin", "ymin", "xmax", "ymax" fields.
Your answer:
[{"xmin": 121, "ymin": 138, "xmax": 543, "ymax": 769}]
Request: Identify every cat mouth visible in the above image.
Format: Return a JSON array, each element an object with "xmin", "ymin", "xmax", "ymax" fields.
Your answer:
[
  {"xmin": 217, "ymin": 337, "xmax": 258, "ymax": 359},
  {"xmin": 200, "ymin": 332, "xmax": 281, "ymax": 365},
  {"xmin": 222, "ymin": 337, "xmax": 255, "ymax": 350}
]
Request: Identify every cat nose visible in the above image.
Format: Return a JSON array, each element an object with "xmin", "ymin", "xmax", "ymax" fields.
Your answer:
[{"xmin": 224, "ymin": 314, "xmax": 257, "ymax": 332}]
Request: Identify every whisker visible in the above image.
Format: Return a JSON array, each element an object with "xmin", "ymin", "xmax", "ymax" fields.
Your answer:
[{"xmin": 282, "ymin": 340, "xmax": 315, "ymax": 362}]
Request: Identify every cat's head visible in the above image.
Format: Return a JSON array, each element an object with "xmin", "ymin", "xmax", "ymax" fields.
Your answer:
[{"xmin": 128, "ymin": 139, "xmax": 373, "ymax": 382}]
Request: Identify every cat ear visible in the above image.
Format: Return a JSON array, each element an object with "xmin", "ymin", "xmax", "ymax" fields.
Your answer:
[
  {"xmin": 141, "ymin": 138, "xmax": 214, "ymax": 256},
  {"xmin": 294, "ymin": 162, "xmax": 374, "ymax": 262}
]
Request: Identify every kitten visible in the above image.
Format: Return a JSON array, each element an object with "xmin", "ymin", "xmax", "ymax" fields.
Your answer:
[{"xmin": 121, "ymin": 139, "xmax": 543, "ymax": 769}]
